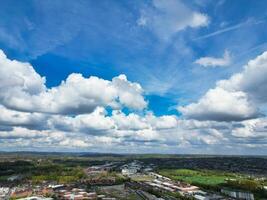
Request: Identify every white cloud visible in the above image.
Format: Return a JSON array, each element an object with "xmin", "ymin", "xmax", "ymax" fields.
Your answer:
[
  {"xmin": 112, "ymin": 110, "xmax": 149, "ymax": 131},
  {"xmin": 195, "ymin": 50, "xmax": 231, "ymax": 67},
  {"xmin": 0, "ymin": 127, "xmax": 45, "ymax": 139},
  {"xmin": 177, "ymin": 119, "xmax": 229, "ymax": 130},
  {"xmin": 112, "ymin": 74, "xmax": 147, "ymax": 110},
  {"xmin": 59, "ymin": 138, "xmax": 91, "ymax": 148},
  {"xmin": 145, "ymin": 113, "xmax": 178, "ymax": 130},
  {"xmin": 0, "ymin": 50, "xmax": 45, "ymax": 94},
  {"xmin": 0, "ymin": 112, "xmax": 266, "ymax": 152},
  {"xmin": 172, "ymin": 126, "xmax": 229, "ymax": 148},
  {"xmin": 180, "ymin": 51, "xmax": 267, "ymax": 121},
  {"xmin": 0, "ymin": 50, "xmax": 147, "ymax": 115},
  {"xmin": 179, "ymin": 88, "xmax": 259, "ymax": 121},
  {"xmin": 138, "ymin": 0, "xmax": 209, "ymax": 40},
  {"xmin": 49, "ymin": 107, "xmax": 115, "ymax": 134},
  {"xmin": 0, "ymin": 49, "xmax": 267, "ymax": 153},
  {"xmin": 48, "ymin": 109, "xmax": 179, "ymax": 135},
  {"xmin": 231, "ymin": 118, "xmax": 267, "ymax": 138},
  {"xmin": 135, "ymin": 129, "xmax": 161, "ymax": 141},
  {"xmin": 218, "ymin": 51, "xmax": 267, "ymax": 103},
  {"xmin": 0, "ymin": 105, "xmax": 48, "ymax": 129}
]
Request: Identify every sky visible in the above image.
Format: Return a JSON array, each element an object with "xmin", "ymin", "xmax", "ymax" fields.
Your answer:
[{"xmin": 0, "ymin": 0, "xmax": 267, "ymax": 154}]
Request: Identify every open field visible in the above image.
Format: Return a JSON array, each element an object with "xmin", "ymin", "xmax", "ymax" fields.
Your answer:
[
  {"xmin": 158, "ymin": 168, "xmax": 267, "ymax": 199},
  {"xmin": 158, "ymin": 169, "xmax": 237, "ymax": 186}
]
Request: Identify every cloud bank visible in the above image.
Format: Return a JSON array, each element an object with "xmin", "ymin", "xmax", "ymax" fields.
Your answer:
[{"xmin": 0, "ymin": 49, "xmax": 266, "ymax": 154}]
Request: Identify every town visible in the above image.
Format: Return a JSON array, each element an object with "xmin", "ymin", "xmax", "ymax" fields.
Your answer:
[{"xmin": 0, "ymin": 153, "xmax": 266, "ymax": 200}]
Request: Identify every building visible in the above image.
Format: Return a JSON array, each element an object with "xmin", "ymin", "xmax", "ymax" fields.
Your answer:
[
  {"xmin": 176, "ymin": 185, "xmax": 199, "ymax": 193},
  {"xmin": 10, "ymin": 188, "xmax": 33, "ymax": 199},
  {"xmin": 0, "ymin": 187, "xmax": 9, "ymax": 199},
  {"xmin": 121, "ymin": 168, "xmax": 137, "ymax": 176},
  {"xmin": 148, "ymin": 172, "xmax": 171, "ymax": 181},
  {"xmin": 55, "ymin": 188, "xmax": 98, "ymax": 200},
  {"xmin": 221, "ymin": 189, "xmax": 254, "ymax": 200},
  {"xmin": 194, "ymin": 194, "xmax": 209, "ymax": 200},
  {"xmin": 18, "ymin": 196, "xmax": 53, "ymax": 200}
]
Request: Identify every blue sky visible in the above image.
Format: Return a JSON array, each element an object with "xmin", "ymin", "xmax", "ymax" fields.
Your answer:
[{"xmin": 0, "ymin": 0, "xmax": 267, "ymax": 154}]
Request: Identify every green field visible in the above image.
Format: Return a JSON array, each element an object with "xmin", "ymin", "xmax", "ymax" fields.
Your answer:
[
  {"xmin": 158, "ymin": 169, "xmax": 267, "ymax": 199},
  {"xmin": 158, "ymin": 169, "xmax": 238, "ymax": 186}
]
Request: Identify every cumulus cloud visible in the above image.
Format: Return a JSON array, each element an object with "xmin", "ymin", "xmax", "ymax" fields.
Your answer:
[
  {"xmin": 179, "ymin": 88, "xmax": 259, "ymax": 121},
  {"xmin": 49, "ymin": 107, "xmax": 115, "ymax": 134},
  {"xmin": 112, "ymin": 74, "xmax": 147, "ymax": 110},
  {"xmin": 145, "ymin": 113, "xmax": 178, "ymax": 130},
  {"xmin": 177, "ymin": 119, "xmax": 230, "ymax": 130},
  {"xmin": 135, "ymin": 129, "xmax": 161, "ymax": 141},
  {"xmin": 0, "ymin": 127, "xmax": 93, "ymax": 149},
  {"xmin": 47, "ymin": 109, "xmax": 179, "ymax": 136},
  {"xmin": 218, "ymin": 51, "xmax": 267, "ymax": 103},
  {"xmin": 0, "ymin": 105, "xmax": 48, "ymax": 130},
  {"xmin": 180, "ymin": 51, "xmax": 267, "ymax": 121},
  {"xmin": 231, "ymin": 118, "xmax": 267, "ymax": 138},
  {"xmin": 182, "ymin": 129, "xmax": 225, "ymax": 145},
  {"xmin": 0, "ymin": 127, "xmax": 45, "ymax": 139},
  {"xmin": 111, "ymin": 110, "xmax": 149, "ymax": 131},
  {"xmin": 59, "ymin": 138, "xmax": 92, "ymax": 148},
  {"xmin": 0, "ymin": 50, "xmax": 45, "ymax": 95},
  {"xmin": 195, "ymin": 50, "xmax": 231, "ymax": 67},
  {"xmin": 0, "ymin": 50, "xmax": 147, "ymax": 115},
  {"xmin": 137, "ymin": 0, "xmax": 209, "ymax": 40},
  {"xmin": 0, "ymin": 49, "xmax": 267, "ymax": 153},
  {"xmin": 0, "ymin": 109, "xmax": 265, "ymax": 152}
]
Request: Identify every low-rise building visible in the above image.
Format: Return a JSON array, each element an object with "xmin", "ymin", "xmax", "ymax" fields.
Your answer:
[
  {"xmin": 221, "ymin": 189, "xmax": 254, "ymax": 200},
  {"xmin": 55, "ymin": 187, "xmax": 98, "ymax": 200},
  {"xmin": 0, "ymin": 187, "xmax": 9, "ymax": 199},
  {"xmin": 10, "ymin": 188, "xmax": 33, "ymax": 199},
  {"xmin": 121, "ymin": 168, "xmax": 137, "ymax": 176},
  {"xmin": 18, "ymin": 196, "xmax": 53, "ymax": 200}
]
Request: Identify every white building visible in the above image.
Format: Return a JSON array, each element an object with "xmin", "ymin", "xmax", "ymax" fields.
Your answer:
[
  {"xmin": 221, "ymin": 189, "xmax": 254, "ymax": 200},
  {"xmin": 122, "ymin": 168, "xmax": 137, "ymax": 176},
  {"xmin": 0, "ymin": 187, "xmax": 9, "ymax": 199},
  {"xmin": 18, "ymin": 197, "xmax": 53, "ymax": 200},
  {"xmin": 194, "ymin": 194, "xmax": 209, "ymax": 200}
]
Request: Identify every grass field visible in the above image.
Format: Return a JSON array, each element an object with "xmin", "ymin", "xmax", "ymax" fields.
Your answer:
[
  {"xmin": 158, "ymin": 169, "xmax": 267, "ymax": 199},
  {"xmin": 158, "ymin": 169, "xmax": 236, "ymax": 186}
]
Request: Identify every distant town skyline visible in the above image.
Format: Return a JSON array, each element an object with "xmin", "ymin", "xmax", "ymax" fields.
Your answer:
[{"xmin": 0, "ymin": 0, "xmax": 267, "ymax": 154}]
